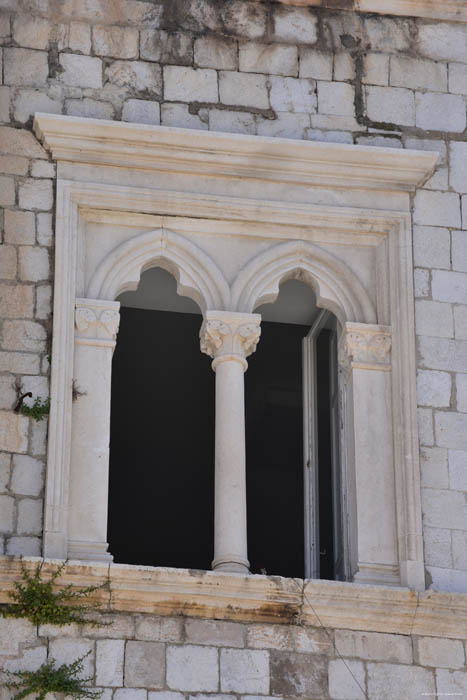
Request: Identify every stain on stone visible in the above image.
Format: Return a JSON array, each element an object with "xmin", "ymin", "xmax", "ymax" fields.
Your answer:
[
  {"xmin": 270, "ymin": 651, "xmax": 328, "ymax": 697},
  {"xmin": 340, "ymin": 32, "xmax": 360, "ymax": 48},
  {"xmin": 324, "ymin": 0, "xmax": 355, "ymax": 8},
  {"xmin": 47, "ymin": 43, "xmax": 63, "ymax": 80}
]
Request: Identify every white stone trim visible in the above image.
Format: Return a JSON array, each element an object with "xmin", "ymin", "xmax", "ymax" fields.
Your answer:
[
  {"xmin": 34, "ymin": 115, "xmax": 436, "ymax": 591},
  {"xmin": 277, "ymin": 0, "xmax": 467, "ymax": 23}
]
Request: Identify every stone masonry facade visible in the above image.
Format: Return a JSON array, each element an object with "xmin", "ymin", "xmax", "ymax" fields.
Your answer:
[
  {"xmin": 1, "ymin": 0, "xmax": 467, "ymax": 589},
  {"xmin": 2, "ymin": 612, "xmax": 467, "ymax": 700}
]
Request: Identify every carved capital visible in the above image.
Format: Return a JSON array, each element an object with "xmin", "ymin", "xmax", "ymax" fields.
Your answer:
[
  {"xmin": 200, "ymin": 311, "xmax": 261, "ymax": 370},
  {"xmin": 75, "ymin": 298, "xmax": 120, "ymax": 347},
  {"xmin": 339, "ymin": 322, "xmax": 392, "ymax": 372}
]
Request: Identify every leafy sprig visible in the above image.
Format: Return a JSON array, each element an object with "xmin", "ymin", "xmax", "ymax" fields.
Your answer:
[{"xmin": 20, "ymin": 396, "xmax": 50, "ymax": 422}]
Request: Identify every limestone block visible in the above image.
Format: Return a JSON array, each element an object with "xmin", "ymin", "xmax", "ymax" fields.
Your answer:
[
  {"xmin": 454, "ymin": 306, "xmax": 467, "ymax": 339},
  {"xmin": 418, "ymin": 23, "xmax": 467, "ymax": 63},
  {"xmin": 12, "ymin": 16, "xmax": 50, "ymax": 50},
  {"xmin": 451, "ymin": 143, "xmax": 467, "ymax": 194},
  {"xmin": 367, "ymin": 663, "xmax": 435, "ymax": 700},
  {"xmin": 414, "ymin": 191, "xmax": 461, "ymax": 229},
  {"xmin": 11, "ymin": 455, "xmax": 44, "ymax": 496},
  {"xmin": 419, "ymin": 446, "xmax": 449, "ymax": 489},
  {"xmin": 247, "ymin": 624, "xmax": 294, "ymax": 651},
  {"xmin": 456, "ymin": 374, "xmax": 467, "ymax": 413},
  {"xmin": 0, "ymin": 411, "xmax": 28, "ymax": 453},
  {"xmin": 194, "ymin": 37, "xmax": 237, "ymax": 71},
  {"xmin": 96, "ymin": 639, "xmax": 125, "ymax": 686},
  {"xmin": 418, "ymin": 407, "xmax": 434, "ymax": 446},
  {"xmin": 0, "ymin": 494, "xmax": 14, "ymax": 531},
  {"xmin": 452, "ymin": 231, "xmax": 467, "ymax": 272},
  {"xmin": 219, "ymin": 71, "xmax": 268, "ymax": 109},
  {"xmin": 134, "ymin": 616, "xmax": 182, "ymax": 643},
  {"xmin": 269, "ymin": 76, "xmax": 316, "ymax": 113},
  {"xmin": 2, "ymin": 320, "xmax": 47, "ymax": 352},
  {"xmin": 414, "ymin": 269, "xmax": 430, "ymax": 298},
  {"xmin": 18, "ymin": 179, "xmax": 53, "ymax": 211},
  {"xmin": 317, "ymin": 81, "xmax": 355, "ymax": 117},
  {"xmin": 36, "ymin": 284, "xmax": 52, "ymax": 320},
  {"xmin": 362, "ymin": 54, "xmax": 389, "ymax": 86},
  {"xmin": 432, "ymin": 271, "xmax": 467, "ymax": 304},
  {"xmin": 31, "ymin": 160, "xmax": 55, "ymax": 178},
  {"xmin": 448, "ymin": 449, "xmax": 467, "ymax": 490},
  {"xmin": 93, "ymin": 25, "xmax": 138, "ymax": 59},
  {"xmin": 363, "ymin": 16, "xmax": 412, "ymax": 53},
  {"xmin": 65, "ymin": 98, "xmax": 115, "ymax": 120},
  {"xmin": 30, "ymin": 416, "xmax": 48, "ymax": 456},
  {"xmin": 149, "ymin": 695, "xmax": 184, "ymax": 700},
  {"xmin": 58, "ymin": 21, "xmax": 92, "ymax": 54},
  {"xmin": 356, "ymin": 135, "xmax": 402, "ymax": 149},
  {"xmin": 185, "ymin": 619, "xmax": 244, "ymax": 648},
  {"xmin": 49, "ymin": 639, "xmax": 94, "ymax": 680},
  {"xmin": 328, "ymin": 659, "xmax": 366, "ymax": 700},
  {"xmin": 0, "ymin": 175, "xmax": 15, "ymax": 206},
  {"xmin": 257, "ymin": 112, "xmax": 310, "ymax": 139},
  {"xmin": 334, "ymin": 630, "xmax": 412, "ymax": 664},
  {"xmin": 0, "ymin": 284, "xmax": 34, "ymax": 318},
  {"xmin": 209, "ymin": 109, "xmax": 256, "ymax": 135},
  {"xmin": 0, "ymin": 154, "xmax": 28, "ymax": 176},
  {"xmin": 164, "ymin": 65, "xmax": 216, "ymax": 103},
  {"xmin": 0, "ymin": 12, "xmax": 11, "ymax": 40},
  {"xmin": 0, "ymin": 86, "xmax": 10, "ymax": 122},
  {"xmin": 18, "ymin": 247, "xmax": 49, "ymax": 282},
  {"xmin": 6, "ymin": 536, "xmax": 41, "ymax": 556},
  {"xmin": 294, "ymin": 628, "xmax": 332, "ymax": 654},
  {"xmin": 82, "ymin": 614, "xmax": 135, "ymax": 639},
  {"xmin": 416, "ymin": 302, "xmax": 454, "ymax": 340},
  {"xmin": 270, "ymin": 651, "xmax": 327, "ymax": 697},
  {"xmin": 416, "ymin": 93, "xmax": 466, "ymax": 133},
  {"xmin": 140, "ymin": 30, "xmax": 192, "ymax": 66},
  {"xmin": 239, "ymin": 43, "xmax": 298, "ymax": 77},
  {"xmin": 427, "ymin": 566, "xmax": 467, "ymax": 593},
  {"xmin": 418, "ymin": 337, "xmax": 467, "ymax": 373},
  {"xmin": 0, "ymin": 617, "xmax": 36, "ymax": 655},
  {"xmin": 449, "ymin": 63, "xmax": 467, "ymax": 95},
  {"xmin": 452, "ymin": 529, "xmax": 467, "ymax": 570},
  {"xmin": 59, "ymin": 54, "xmax": 102, "ymax": 88},
  {"xmin": 416, "ymin": 636, "xmax": 465, "ymax": 668},
  {"xmin": 0, "ymin": 351, "xmax": 40, "ymax": 374},
  {"xmin": 161, "ymin": 103, "xmax": 208, "ymax": 130},
  {"xmin": 17, "ymin": 497, "xmax": 43, "ymax": 535},
  {"xmin": 333, "ymin": 53, "xmax": 355, "ymax": 81},
  {"xmin": 167, "ymin": 645, "xmax": 218, "ymax": 692},
  {"xmin": 0, "ymin": 126, "xmax": 46, "ymax": 159},
  {"xmin": 273, "ymin": 6, "xmax": 318, "ymax": 44},
  {"xmin": 422, "ymin": 487, "xmax": 467, "ymax": 529},
  {"xmin": 220, "ymin": 649, "xmax": 269, "ymax": 694},
  {"xmin": 390, "ymin": 56, "xmax": 447, "ymax": 92},
  {"xmin": 436, "ymin": 669, "xmax": 467, "ymax": 696},
  {"xmin": 37, "ymin": 213, "xmax": 53, "ymax": 246},
  {"xmin": 125, "ymin": 641, "xmax": 165, "ymax": 689},
  {"xmin": 299, "ymin": 49, "xmax": 332, "ymax": 80},
  {"xmin": 3, "ymin": 644, "xmax": 47, "ymax": 673},
  {"xmin": 413, "ymin": 226, "xmax": 451, "ymax": 270},
  {"xmin": 220, "ymin": 1, "xmax": 266, "ymax": 40},
  {"xmin": 114, "ymin": 691, "xmax": 147, "ymax": 700},
  {"xmin": 122, "ymin": 99, "xmax": 160, "ymax": 125},
  {"xmin": 4, "ymin": 48, "xmax": 48, "ymax": 87},
  {"xmin": 39, "ymin": 623, "xmax": 80, "ymax": 638},
  {"xmin": 423, "ymin": 526, "xmax": 452, "ymax": 568},
  {"xmin": 365, "ymin": 86, "xmax": 415, "ymax": 126},
  {"xmin": 0, "ymin": 247, "xmax": 16, "ymax": 280},
  {"xmin": 0, "ymin": 378, "xmax": 15, "ymax": 411}
]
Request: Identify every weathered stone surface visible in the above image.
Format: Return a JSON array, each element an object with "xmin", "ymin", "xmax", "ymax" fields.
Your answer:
[
  {"xmin": 0, "ymin": 351, "xmax": 40, "ymax": 374},
  {"xmin": 0, "ymin": 284, "xmax": 34, "ymax": 318},
  {"xmin": 82, "ymin": 614, "xmax": 135, "ymax": 639},
  {"xmin": 0, "ymin": 494, "xmax": 14, "ymax": 531},
  {"xmin": 269, "ymin": 76, "xmax": 316, "ymax": 113},
  {"xmin": 167, "ymin": 645, "xmax": 218, "ymax": 692},
  {"xmin": 18, "ymin": 179, "xmax": 53, "ymax": 211},
  {"xmin": 258, "ymin": 112, "xmax": 309, "ymax": 138},
  {"xmin": 49, "ymin": 639, "xmax": 94, "ymax": 679},
  {"xmin": 96, "ymin": 639, "xmax": 125, "ymax": 686},
  {"xmin": 0, "ymin": 378, "xmax": 15, "ymax": 412},
  {"xmin": 367, "ymin": 663, "xmax": 435, "ymax": 700},
  {"xmin": 0, "ymin": 617, "xmax": 36, "ymax": 655},
  {"xmin": 17, "ymin": 497, "xmax": 43, "ymax": 535},
  {"xmin": 185, "ymin": 619, "xmax": 244, "ymax": 648},
  {"xmin": 135, "ymin": 616, "xmax": 182, "ymax": 642},
  {"xmin": 0, "ymin": 126, "xmax": 46, "ymax": 159},
  {"xmin": 328, "ymin": 659, "xmax": 366, "ymax": 700},
  {"xmin": 59, "ymin": 53, "xmax": 103, "ymax": 88},
  {"xmin": 416, "ymin": 636, "xmax": 465, "ymax": 669},
  {"xmin": 37, "ymin": 213, "xmax": 53, "ymax": 246},
  {"xmin": 273, "ymin": 6, "xmax": 318, "ymax": 44},
  {"xmin": 140, "ymin": 30, "xmax": 192, "ymax": 65},
  {"xmin": 414, "ymin": 269, "xmax": 430, "ymax": 298},
  {"xmin": 422, "ymin": 487, "xmax": 467, "ymax": 529},
  {"xmin": 334, "ymin": 630, "xmax": 412, "ymax": 664},
  {"xmin": 4, "ymin": 48, "xmax": 48, "ymax": 87},
  {"xmin": 239, "ymin": 42, "xmax": 298, "ymax": 77},
  {"xmin": 0, "ymin": 154, "xmax": 27, "ymax": 176},
  {"xmin": 31, "ymin": 160, "xmax": 55, "ymax": 178},
  {"xmin": 363, "ymin": 53, "xmax": 389, "ymax": 86},
  {"xmin": 219, "ymin": 71, "xmax": 268, "ymax": 109},
  {"xmin": 161, "ymin": 102, "xmax": 208, "ymax": 130},
  {"xmin": 0, "ymin": 86, "xmax": 10, "ymax": 122},
  {"xmin": 2, "ymin": 319, "xmax": 47, "ymax": 352},
  {"xmin": 417, "ymin": 369, "xmax": 451, "ymax": 408},
  {"xmin": 299, "ymin": 48, "xmax": 332, "ymax": 80},
  {"xmin": 11, "ymin": 455, "xmax": 44, "ymax": 496},
  {"xmin": 220, "ymin": 649, "xmax": 269, "ymax": 694},
  {"xmin": 448, "ymin": 448, "xmax": 467, "ymax": 490},
  {"xmin": 424, "ymin": 526, "xmax": 452, "ymax": 568},
  {"xmin": 270, "ymin": 651, "xmax": 327, "ymax": 697},
  {"xmin": 125, "ymin": 641, "xmax": 165, "ymax": 689},
  {"xmin": 164, "ymin": 65, "xmax": 215, "ymax": 102},
  {"xmin": 220, "ymin": 1, "xmax": 266, "ymax": 40},
  {"xmin": 420, "ymin": 446, "xmax": 449, "ymax": 489},
  {"xmin": 209, "ymin": 109, "xmax": 256, "ymax": 135},
  {"xmin": 317, "ymin": 81, "xmax": 354, "ymax": 116},
  {"xmin": 452, "ymin": 528, "xmax": 467, "ymax": 570},
  {"xmin": 452, "ymin": 231, "xmax": 467, "ymax": 272},
  {"xmin": 194, "ymin": 37, "xmax": 237, "ymax": 71},
  {"xmin": 454, "ymin": 306, "xmax": 467, "ymax": 339},
  {"xmin": 365, "ymin": 86, "xmax": 415, "ymax": 126},
  {"xmin": 5, "ymin": 210, "xmax": 36, "ymax": 245},
  {"xmin": 414, "ymin": 191, "xmax": 461, "ymax": 229},
  {"xmin": 0, "ymin": 246, "xmax": 16, "ymax": 280},
  {"xmin": 65, "ymin": 98, "xmax": 115, "ymax": 120},
  {"xmin": 12, "ymin": 15, "xmax": 50, "ymax": 50},
  {"xmin": 390, "ymin": 56, "xmax": 447, "ymax": 92},
  {"xmin": 449, "ymin": 62, "xmax": 467, "ymax": 95},
  {"xmin": 432, "ymin": 271, "xmax": 467, "ymax": 305},
  {"xmin": 418, "ymin": 337, "xmax": 467, "ymax": 373},
  {"xmin": 19, "ymin": 246, "xmax": 49, "ymax": 282},
  {"xmin": 0, "ymin": 411, "xmax": 29, "ymax": 453},
  {"xmin": 58, "ymin": 21, "xmax": 92, "ymax": 54},
  {"xmin": 6, "ymin": 535, "xmax": 41, "ymax": 556},
  {"xmin": 418, "ymin": 23, "xmax": 467, "ymax": 63},
  {"xmin": 416, "ymin": 93, "xmax": 466, "ymax": 133},
  {"xmin": 93, "ymin": 25, "xmax": 138, "ymax": 59},
  {"xmin": 0, "ymin": 175, "xmax": 15, "ymax": 205},
  {"xmin": 413, "ymin": 226, "xmax": 451, "ymax": 270},
  {"xmin": 122, "ymin": 99, "xmax": 160, "ymax": 125}
]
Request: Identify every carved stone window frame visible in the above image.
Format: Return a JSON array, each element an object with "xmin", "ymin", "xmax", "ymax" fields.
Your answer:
[{"xmin": 34, "ymin": 113, "xmax": 437, "ymax": 591}]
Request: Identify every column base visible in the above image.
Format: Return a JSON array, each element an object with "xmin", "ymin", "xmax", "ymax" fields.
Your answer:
[
  {"xmin": 68, "ymin": 540, "xmax": 114, "ymax": 563},
  {"xmin": 212, "ymin": 554, "xmax": 250, "ymax": 575},
  {"xmin": 353, "ymin": 562, "xmax": 400, "ymax": 587}
]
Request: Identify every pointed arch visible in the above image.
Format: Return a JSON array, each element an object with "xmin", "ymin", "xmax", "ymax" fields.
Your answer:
[
  {"xmin": 231, "ymin": 240, "xmax": 376, "ymax": 325},
  {"xmin": 87, "ymin": 228, "xmax": 231, "ymax": 312}
]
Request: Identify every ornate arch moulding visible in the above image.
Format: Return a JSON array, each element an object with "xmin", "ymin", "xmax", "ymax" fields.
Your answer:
[{"xmin": 33, "ymin": 114, "xmax": 437, "ymax": 593}]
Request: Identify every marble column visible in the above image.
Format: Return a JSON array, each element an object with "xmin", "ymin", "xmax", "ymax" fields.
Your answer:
[
  {"xmin": 68, "ymin": 298, "xmax": 120, "ymax": 561},
  {"xmin": 339, "ymin": 322, "xmax": 399, "ymax": 586},
  {"xmin": 200, "ymin": 310, "xmax": 261, "ymax": 574}
]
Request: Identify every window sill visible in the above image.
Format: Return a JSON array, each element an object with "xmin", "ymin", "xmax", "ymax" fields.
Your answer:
[{"xmin": 1, "ymin": 556, "xmax": 467, "ymax": 641}]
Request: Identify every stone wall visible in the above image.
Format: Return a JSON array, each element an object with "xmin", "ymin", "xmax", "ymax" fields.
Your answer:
[
  {"xmin": 0, "ymin": 0, "xmax": 466, "ymax": 590},
  {"xmin": 1, "ymin": 611, "xmax": 467, "ymax": 699}
]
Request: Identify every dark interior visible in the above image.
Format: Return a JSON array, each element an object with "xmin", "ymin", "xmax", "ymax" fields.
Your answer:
[{"xmin": 108, "ymin": 307, "xmax": 335, "ymax": 579}]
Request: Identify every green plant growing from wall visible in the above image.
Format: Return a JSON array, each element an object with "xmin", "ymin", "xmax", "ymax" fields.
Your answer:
[
  {"xmin": 1, "ymin": 559, "xmax": 109, "ymax": 627},
  {"xmin": 5, "ymin": 651, "xmax": 102, "ymax": 700},
  {"xmin": 19, "ymin": 396, "xmax": 50, "ymax": 422}
]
